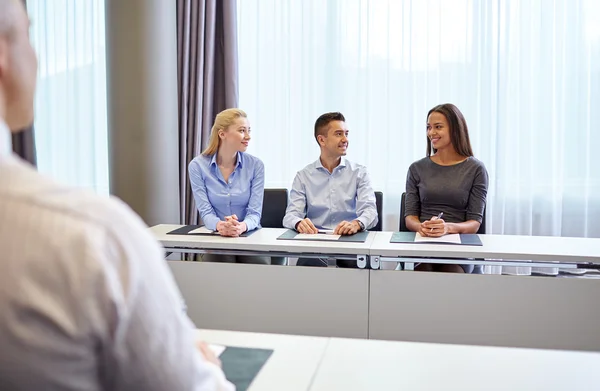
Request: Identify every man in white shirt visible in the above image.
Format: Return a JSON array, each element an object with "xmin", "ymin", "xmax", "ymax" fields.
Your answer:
[
  {"xmin": 0, "ymin": 1, "xmax": 233, "ymax": 390},
  {"xmin": 283, "ymin": 112, "xmax": 378, "ymax": 267}
]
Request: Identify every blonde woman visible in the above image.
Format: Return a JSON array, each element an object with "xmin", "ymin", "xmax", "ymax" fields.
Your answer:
[{"xmin": 188, "ymin": 108, "xmax": 269, "ymax": 264}]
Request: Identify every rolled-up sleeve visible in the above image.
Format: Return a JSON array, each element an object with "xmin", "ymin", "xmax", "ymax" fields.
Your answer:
[
  {"xmin": 355, "ymin": 168, "xmax": 378, "ymax": 230},
  {"xmin": 282, "ymin": 173, "xmax": 306, "ymax": 230},
  {"xmin": 242, "ymin": 159, "xmax": 265, "ymax": 231},
  {"xmin": 188, "ymin": 159, "xmax": 221, "ymax": 231}
]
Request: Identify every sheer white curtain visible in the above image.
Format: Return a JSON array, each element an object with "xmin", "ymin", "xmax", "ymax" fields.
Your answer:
[
  {"xmin": 238, "ymin": 0, "xmax": 600, "ymax": 274},
  {"xmin": 27, "ymin": 0, "xmax": 109, "ymax": 195}
]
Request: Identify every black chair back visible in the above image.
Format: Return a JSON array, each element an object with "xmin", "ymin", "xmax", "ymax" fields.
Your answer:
[
  {"xmin": 399, "ymin": 192, "xmax": 409, "ymax": 232},
  {"xmin": 260, "ymin": 188, "xmax": 288, "ymax": 228},
  {"xmin": 372, "ymin": 191, "xmax": 383, "ymax": 231},
  {"xmin": 477, "ymin": 209, "xmax": 486, "ymax": 234}
]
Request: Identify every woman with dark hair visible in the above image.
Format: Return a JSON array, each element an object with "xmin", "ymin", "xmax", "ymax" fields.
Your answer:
[{"xmin": 404, "ymin": 103, "xmax": 489, "ymax": 273}]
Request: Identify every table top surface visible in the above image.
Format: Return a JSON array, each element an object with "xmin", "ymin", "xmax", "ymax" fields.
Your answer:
[
  {"xmin": 152, "ymin": 225, "xmax": 600, "ymax": 263},
  {"xmin": 197, "ymin": 329, "xmax": 600, "ymax": 391},
  {"xmin": 310, "ymin": 337, "xmax": 600, "ymax": 391},
  {"xmin": 196, "ymin": 329, "xmax": 328, "ymax": 391},
  {"xmin": 151, "ymin": 224, "xmax": 375, "ymax": 255},
  {"xmin": 369, "ymin": 231, "xmax": 600, "ymax": 262}
]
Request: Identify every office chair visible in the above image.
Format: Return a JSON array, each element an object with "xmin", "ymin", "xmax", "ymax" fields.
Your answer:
[
  {"xmin": 261, "ymin": 188, "xmax": 288, "ymax": 229},
  {"xmin": 261, "ymin": 188, "xmax": 289, "ymax": 265},
  {"xmin": 373, "ymin": 191, "xmax": 383, "ymax": 232}
]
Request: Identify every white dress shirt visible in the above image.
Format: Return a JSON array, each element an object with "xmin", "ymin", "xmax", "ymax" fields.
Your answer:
[
  {"xmin": 0, "ymin": 120, "xmax": 234, "ymax": 391},
  {"xmin": 283, "ymin": 158, "xmax": 378, "ymax": 230}
]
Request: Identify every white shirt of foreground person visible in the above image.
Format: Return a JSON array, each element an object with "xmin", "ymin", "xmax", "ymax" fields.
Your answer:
[{"xmin": 0, "ymin": 120, "xmax": 236, "ymax": 391}]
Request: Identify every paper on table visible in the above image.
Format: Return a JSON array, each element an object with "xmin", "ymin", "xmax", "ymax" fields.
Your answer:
[
  {"xmin": 189, "ymin": 226, "xmax": 215, "ymax": 234},
  {"xmin": 209, "ymin": 343, "xmax": 226, "ymax": 357},
  {"xmin": 414, "ymin": 232, "xmax": 461, "ymax": 244},
  {"xmin": 318, "ymin": 229, "xmax": 335, "ymax": 234},
  {"xmin": 295, "ymin": 233, "xmax": 341, "ymax": 240}
]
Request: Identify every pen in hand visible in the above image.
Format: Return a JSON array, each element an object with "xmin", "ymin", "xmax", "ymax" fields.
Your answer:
[{"xmin": 430, "ymin": 212, "xmax": 444, "ymax": 232}]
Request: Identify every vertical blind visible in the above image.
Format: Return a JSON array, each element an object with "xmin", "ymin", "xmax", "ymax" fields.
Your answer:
[{"xmin": 27, "ymin": 0, "xmax": 109, "ymax": 195}]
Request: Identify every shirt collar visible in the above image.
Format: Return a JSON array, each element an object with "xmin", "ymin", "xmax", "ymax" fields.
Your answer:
[
  {"xmin": 315, "ymin": 157, "xmax": 346, "ymax": 171},
  {"xmin": 0, "ymin": 119, "xmax": 11, "ymax": 158},
  {"xmin": 210, "ymin": 151, "xmax": 243, "ymax": 168}
]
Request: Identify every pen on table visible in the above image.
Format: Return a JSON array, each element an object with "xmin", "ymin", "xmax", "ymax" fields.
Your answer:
[{"xmin": 430, "ymin": 212, "xmax": 444, "ymax": 232}]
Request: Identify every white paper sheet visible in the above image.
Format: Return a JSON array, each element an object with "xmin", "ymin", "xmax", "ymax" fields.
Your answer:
[
  {"xmin": 414, "ymin": 232, "xmax": 461, "ymax": 244},
  {"xmin": 208, "ymin": 343, "xmax": 226, "ymax": 357},
  {"xmin": 318, "ymin": 229, "xmax": 335, "ymax": 234},
  {"xmin": 189, "ymin": 226, "xmax": 214, "ymax": 234},
  {"xmin": 295, "ymin": 233, "xmax": 341, "ymax": 241}
]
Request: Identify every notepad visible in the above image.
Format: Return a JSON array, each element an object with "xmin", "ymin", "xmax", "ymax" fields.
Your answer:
[
  {"xmin": 414, "ymin": 233, "xmax": 461, "ymax": 244},
  {"xmin": 277, "ymin": 229, "xmax": 369, "ymax": 243},
  {"xmin": 220, "ymin": 347, "xmax": 273, "ymax": 391},
  {"xmin": 295, "ymin": 233, "xmax": 341, "ymax": 240},
  {"xmin": 189, "ymin": 226, "xmax": 215, "ymax": 235}
]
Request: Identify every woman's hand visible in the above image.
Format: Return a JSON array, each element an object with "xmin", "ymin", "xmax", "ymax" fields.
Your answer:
[
  {"xmin": 216, "ymin": 216, "xmax": 247, "ymax": 237},
  {"xmin": 420, "ymin": 217, "xmax": 448, "ymax": 237}
]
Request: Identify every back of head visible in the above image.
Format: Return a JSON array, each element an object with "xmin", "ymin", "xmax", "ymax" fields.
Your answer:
[
  {"xmin": 202, "ymin": 108, "xmax": 247, "ymax": 156},
  {"xmin": 426, "ymin": 103, "xmax": 473, "ymax": 157},
  {"xmin": 314, "ymin": 112, "xmax": 345, "ymax": 145},
  {"xmin": 0, "ymin": 0, "xmax": 37, "ymax": 131},
  {"xmin": 0, "ymin": 0, "xmax": 17, "ymax": 35}
]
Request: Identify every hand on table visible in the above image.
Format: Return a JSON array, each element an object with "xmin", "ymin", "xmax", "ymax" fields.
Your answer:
[
  {"xmin": 420, "ymin": 216, "xmax": 448, "ymax": 237},
  {"xmin": 216, "ymin": 215, "xmax": 247, "ymax": 237},
  {"xmin": 196, "ymin": 340, "xmax": 222, "ymax": 368},
  {"xmin": 333, "ymin": 220, "xmax": 361, "ymax": 236},
  {"xmin": 296, "ymin": 218, "xmax": 318, "ymax": 234}
]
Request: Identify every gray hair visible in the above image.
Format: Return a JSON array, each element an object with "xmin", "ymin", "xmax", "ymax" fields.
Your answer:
[{"xmin": 0, "ymin": 0, "xmax": 18, "ymax": 38}]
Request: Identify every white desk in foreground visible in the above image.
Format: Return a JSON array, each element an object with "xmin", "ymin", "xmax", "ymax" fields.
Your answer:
[
  {"xmin": 198, "ymin": 329, "xmax": 600, "ymax": 391},
  {"xmin": 196, "ymin": 329, "xmax": 328, "ymax": 391},
  {"xmin": 311, "ymin": 337, "xmax": 600, "ymax": 391}
]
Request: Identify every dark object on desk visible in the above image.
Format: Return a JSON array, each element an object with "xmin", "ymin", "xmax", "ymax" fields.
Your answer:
[
  {"xmin": 390, "ymin": 231, "xmax": 483, "ymax": 246},
  {"xmin": 220, "ymin": 346, "xmax": 273, "ymax": 391},
  {"xmin": 277, "ymin": 229, "xmax": 369, "ymax": 243},
  {"xmin": 166, "ymin": 225, "xmax": 258, "ymax": 237}
]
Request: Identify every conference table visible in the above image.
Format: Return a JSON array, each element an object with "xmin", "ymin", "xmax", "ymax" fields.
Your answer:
[
  {"xmin": 369, "ymin": 231, "xmax": 600, "ymax": 270},
  {"xmin": 152, "ymin": 224, "xmax": 373, "ymax": 268},
  {"xmin": 151, "ymin": 224, "xmax": 600, "ymax": 270},
  {"xmin": 152, "ymin": 225, "xmax": 600, "ymax": 352},
  {"xmin": 198, "ymin": 328, "xmax": 600, "ymax": 391}
]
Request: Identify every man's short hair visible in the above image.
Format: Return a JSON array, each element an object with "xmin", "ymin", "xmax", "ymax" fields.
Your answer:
[{"xmin": 314, "ymin": 112, "xmax": 345, "ymax": 144}]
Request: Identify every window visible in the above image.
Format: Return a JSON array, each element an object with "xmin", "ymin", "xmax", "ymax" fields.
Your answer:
[
  {"xmin": 238, "ymin": 0, "xmax": 600, "ymax": 237},
  {"xmin": 28, "ymin": 0, "xmax": 109, "ymax": 195}
]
